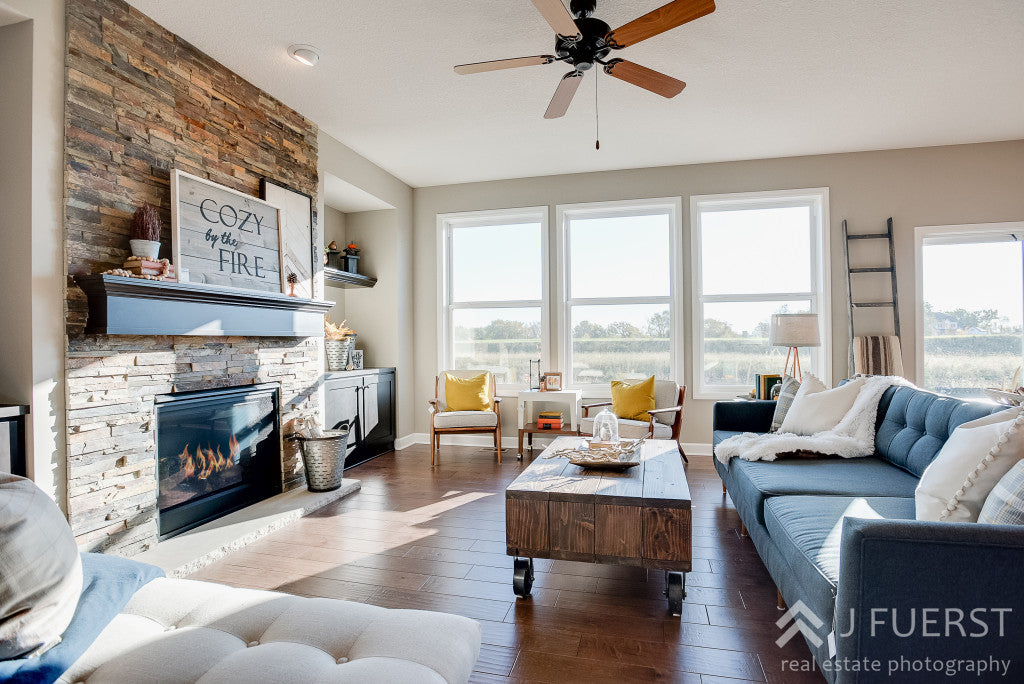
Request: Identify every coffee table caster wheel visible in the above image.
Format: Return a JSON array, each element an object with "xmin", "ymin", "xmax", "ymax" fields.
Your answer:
[
  {"xmin": 513, "ymin": 557, "xmax": 534, "ymax": 598},
  {"xmin": 666, "ymin": 571, "xmax": 686, "ymax": 616}
]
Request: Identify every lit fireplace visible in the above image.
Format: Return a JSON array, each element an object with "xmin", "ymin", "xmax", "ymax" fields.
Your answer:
[{"xmin": 155, "ymin": 384, "xmax": 281, "ymax": 539}]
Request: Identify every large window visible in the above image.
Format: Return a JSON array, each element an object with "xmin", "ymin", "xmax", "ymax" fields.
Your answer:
[
  {"xmin": 439, "ymin": 208, "xmax": 548, "ymax": 388},
  {"xmin": 916, "ymin": 223, "xmax": 1024, "ymax": 399},
  {"xmin": 558, "ymin": 200, "xmax": 680, "ymax": 389},
  {"xmin": 691, "ymin": 189, "xmax": 830, "ymax": 399}
]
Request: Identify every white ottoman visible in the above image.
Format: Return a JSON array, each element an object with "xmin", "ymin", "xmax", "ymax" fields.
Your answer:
[{"xmin": 59, "ymin": 578, "xmax": 481, "ymax": 684}]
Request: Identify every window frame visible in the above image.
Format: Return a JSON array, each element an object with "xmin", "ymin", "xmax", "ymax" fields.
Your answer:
[
  {"xmin": 555, "ymin": 198, "xmax": 683, "ymax": 394},
  {"xmin": 690, "ymin": 188, "xmax": 832, "ymax": 400},
  {"xmin": 437, "ymin": 206, "xmax": 550, "ymax": 393},
  {"xmin": 914, "ymin": 221, "xmax": 1024, "ymax": 389}
]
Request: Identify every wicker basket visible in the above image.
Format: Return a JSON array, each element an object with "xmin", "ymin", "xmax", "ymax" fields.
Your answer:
[
  {"xmin": 325, "ymin": 336, "xmax": 354, "ymax": 371},
  {"xmin": 291, "ymin": 427, "xmax": 351, "ymax": 492}
]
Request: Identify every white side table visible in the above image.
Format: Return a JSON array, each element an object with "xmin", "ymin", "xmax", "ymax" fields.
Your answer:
[{"xmin": 516, "ymin": 389, "xmax": 583, "ymax": 459}]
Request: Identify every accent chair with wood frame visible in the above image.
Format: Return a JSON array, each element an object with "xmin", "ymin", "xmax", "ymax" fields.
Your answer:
[
  {"xmin": 428, "ymin": 370, "xmax": 502, "ymax": 465},
  {"xmin": 581, "ymin": 381, "xmax": 688, "ymax": 462}
]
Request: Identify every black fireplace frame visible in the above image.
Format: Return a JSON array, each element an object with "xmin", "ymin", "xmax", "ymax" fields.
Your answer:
[{"xmin": 155, "ymin": 383, "xmax": 282, "ymax": 540}]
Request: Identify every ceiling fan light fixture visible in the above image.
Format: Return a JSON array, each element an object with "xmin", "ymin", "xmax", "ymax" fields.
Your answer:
[{"xmin": 288, "ymin": 44, "xmax": 320, "ymax": 67}]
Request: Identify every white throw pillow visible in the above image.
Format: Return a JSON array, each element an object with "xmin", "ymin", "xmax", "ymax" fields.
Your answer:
[
  {"xmin": 0, "ymin": 473, "xmax": 84, "ymax": 659},
  {"xmin": 916, "ymin": 408, "xmax": 1024, "ymax": 522},
  {"xmin": 778, "ymin": 375, "xmax": 866, "ymax": 436}
]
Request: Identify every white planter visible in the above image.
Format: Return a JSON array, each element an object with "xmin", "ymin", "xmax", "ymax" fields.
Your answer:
[{"xmin": 129, "ymin": 239, "xmax": 160, "ymax": 260}]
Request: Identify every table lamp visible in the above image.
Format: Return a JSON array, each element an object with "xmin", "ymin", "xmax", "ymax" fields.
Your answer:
[{"xmin": 769, "ymin": 313, "xmax": 820, "ymax": 380}]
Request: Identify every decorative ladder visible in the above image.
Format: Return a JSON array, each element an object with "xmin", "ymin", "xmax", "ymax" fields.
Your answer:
[{"xmin": 842, "ymin": 217, "xmax": 901, "ymax": 374}]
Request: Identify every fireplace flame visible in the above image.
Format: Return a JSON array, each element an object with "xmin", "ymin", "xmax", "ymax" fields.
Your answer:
[{"xmin": 176, "ymin": 432, "xmax": 241, "ymax": 482}]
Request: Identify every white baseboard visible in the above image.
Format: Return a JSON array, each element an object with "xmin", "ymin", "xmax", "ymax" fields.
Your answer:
[{"xmin": 396, "ymin": 433, "xmax": 713, "ymax": 457}]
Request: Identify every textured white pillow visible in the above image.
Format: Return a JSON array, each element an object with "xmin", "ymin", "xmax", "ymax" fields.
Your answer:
[
  {"xmin": 778, "ymin": 375, "xmax": 866, "ymax": 436},
  {"xmin": 916, "ymin": 408, "xmax": 1024, "ymax": 522},
  {"xmin": 0, "ymin": 473, "xmax": 84, "ymax": 659}
]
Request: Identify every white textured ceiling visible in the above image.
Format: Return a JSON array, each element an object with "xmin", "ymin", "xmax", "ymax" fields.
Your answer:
[{"xmin": 126, "ymin": 0, "xmax": 1024, "ymax": 188}]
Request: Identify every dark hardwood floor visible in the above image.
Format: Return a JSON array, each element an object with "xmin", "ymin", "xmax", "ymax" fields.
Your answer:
[{"xmin": 190, "ymin": 444, "xmax": 821, "ymax": 683}]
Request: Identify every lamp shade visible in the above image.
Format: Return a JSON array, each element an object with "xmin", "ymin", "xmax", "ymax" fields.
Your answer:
[{"xmin": 769, "ymin": 313, "xmax": 821, "ymax": 347}]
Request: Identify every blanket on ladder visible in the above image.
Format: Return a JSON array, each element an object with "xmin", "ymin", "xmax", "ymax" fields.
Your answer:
[{"xmin": 716, "ymin": 375, "xmax": 912, "ymax": 464}]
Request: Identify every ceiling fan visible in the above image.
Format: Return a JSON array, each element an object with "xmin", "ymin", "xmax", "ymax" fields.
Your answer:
[{"xmin": 454, "ymin": 0, "xmax": 716, "ymax": 119}]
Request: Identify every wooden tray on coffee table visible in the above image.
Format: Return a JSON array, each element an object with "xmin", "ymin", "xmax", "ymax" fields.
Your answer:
[{"xmin": 505, "ymin": 436, "xmax": 692, "ymax": 615}]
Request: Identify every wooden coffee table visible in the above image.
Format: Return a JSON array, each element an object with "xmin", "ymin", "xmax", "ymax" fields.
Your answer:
[{"xmin": 505, "ymin": 436, "xmax": 692, "ymax": 615}]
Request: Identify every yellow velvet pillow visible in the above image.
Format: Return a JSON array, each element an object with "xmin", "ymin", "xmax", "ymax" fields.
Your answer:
[
  {"xmin": 444, "ymin": 372, "xmax": 492, "ymax": 412},
  {"xmin": 611, "ymin": 376, "xmax": 656, "ymax": 422}
]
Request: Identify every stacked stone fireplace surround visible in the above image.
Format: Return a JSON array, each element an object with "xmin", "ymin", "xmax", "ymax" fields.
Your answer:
[{"xmin": 64, "ymin": 0, "xmax": 322, "ymax": 556}]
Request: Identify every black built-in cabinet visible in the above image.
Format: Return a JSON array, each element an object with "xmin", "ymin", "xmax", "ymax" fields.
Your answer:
[{"xmin": 324, "ymin": 368, "xmax": 396, "ymax": 469}]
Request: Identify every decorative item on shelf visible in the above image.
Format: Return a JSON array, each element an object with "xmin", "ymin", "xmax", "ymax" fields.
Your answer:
[
  {"xmin": 537, "ymin": 411, "xmax": 563, "ymax": 430},
  {"xmin": 529, "ymin": 359, "xmax": 542, "ymax": 390},
  {"xmin": 769, "ymin": 313, "xmax": 821, "ymax": 381},
  {"xmin": 342, "ymin": 242, "xmax": 360, "ymax": 274},
  {"xmin": 102, "ymin": 256, "xmax": 175, "ymax": 281},
  {"xmin": 541, "ymin": 372, "xmax": 562, "ymax": 391},
  {"xmin": 324, "ymin": 319, "xmax": 356, "ymax": 371},
  {"xmin": 129, "ymin": 203, "xmax": 162, "ymax": 260},
  {"xmin": 350, "ymin": 349, "xmax": 364, "ymax": 370},
  {"xmin": 590, "ymin": 407, "xmax": 620, "ymax": 446},
  {"xmin": 260, "ymin": 179, "xmax": 314, "ymax": 299},
  {"xmin": 755, "ymin": 373, "xmax": 782, "ymax": 400},
  {"xmin": 286, "ymin": 272, "xmax": 298, "ymax": 297}
]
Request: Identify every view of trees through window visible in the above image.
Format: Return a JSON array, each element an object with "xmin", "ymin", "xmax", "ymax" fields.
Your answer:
[{"xmin": 922, "ymin": 237, "xmax": 1023, "ymax": 397}]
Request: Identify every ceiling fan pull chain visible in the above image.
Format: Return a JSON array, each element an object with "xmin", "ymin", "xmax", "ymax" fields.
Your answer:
[{"xmin": 595, "ymin": 72, "xmax": 600, "ymax": 151}]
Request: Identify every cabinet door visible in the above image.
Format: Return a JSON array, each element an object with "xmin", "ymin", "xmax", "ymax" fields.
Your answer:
[
  {"xmin": 324, "ymin": 377, "xmax": 360, "ymax": 454},
  {"xmin": 363, "ymin": 372, "xmax": 396, "ymax": 452}
]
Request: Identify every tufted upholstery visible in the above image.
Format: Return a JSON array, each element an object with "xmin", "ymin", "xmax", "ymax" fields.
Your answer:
[
  {"xmin": 59, "ymin": 578, "xmax": 481, "ymax": 684},
  {"xmin": 874, "ymin": 386, "xmax": 996, "ymax": 477}
]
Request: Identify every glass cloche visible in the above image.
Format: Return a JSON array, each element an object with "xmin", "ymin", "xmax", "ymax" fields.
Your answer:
[{"xmin": 590, "ymin": 407, "xmax": 620, "ymax": 446}]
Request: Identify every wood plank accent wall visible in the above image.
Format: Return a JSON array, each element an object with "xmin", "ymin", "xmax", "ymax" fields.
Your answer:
[{"xmin": 63, "ymin": 0, "xmax": 322, "ymax": 556}]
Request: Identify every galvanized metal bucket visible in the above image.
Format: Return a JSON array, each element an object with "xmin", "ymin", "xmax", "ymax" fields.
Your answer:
[{"xmin": 291, "ymin": 426, "xmax": 351, "ymax": 492}]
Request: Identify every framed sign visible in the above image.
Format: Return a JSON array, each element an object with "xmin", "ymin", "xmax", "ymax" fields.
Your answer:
[
  {"xmin": 171, "ymin": 170, "xmax": 284, "ymax": 294},
  {"xmin": 260, "ymin": 179, "xmax": 314, "ymax": 300}
]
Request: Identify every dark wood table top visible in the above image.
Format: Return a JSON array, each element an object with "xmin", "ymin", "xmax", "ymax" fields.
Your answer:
[{"xmin": 506, "ymin": 437, "xmax": 691, "ymax": 509}]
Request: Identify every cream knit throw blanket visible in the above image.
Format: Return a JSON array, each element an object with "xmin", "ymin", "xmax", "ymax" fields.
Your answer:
[{"xmin": 716, "ymin": 375, "xmax": 913, "ymax": 465}]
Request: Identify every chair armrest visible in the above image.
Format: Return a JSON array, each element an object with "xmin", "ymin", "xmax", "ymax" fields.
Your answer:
[
  {"xmin": 648, "ymin": 405, "xmax": 682, "ymax": 415},
  {"xmin": 835, "ymin": 517, "xmax": 1024, "ymax": 677},
  {"xmin": 582, "ymin": 401, "xmax": 612, "ymax": 417},
  {"xmin": 427, "ymin": 399, "xmax": 439, "ymax": 416},
  {"xmin": 712, "ymin": 400, "xmax": 775, "ymax": 433}
]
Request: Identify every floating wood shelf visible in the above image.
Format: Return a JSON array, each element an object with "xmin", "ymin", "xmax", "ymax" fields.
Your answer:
[
  {"xmin": 324, "ymin": 267, "xmax": 377, "ymax": 288},
  {"xmin": 74, "ymin": 275, "xmax": 334, "ymax": 337}
]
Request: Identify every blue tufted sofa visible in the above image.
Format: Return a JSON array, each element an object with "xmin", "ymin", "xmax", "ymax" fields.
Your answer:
[{"xmin": 713, "ymin": 385, "xmax": 1024, "ymax": 683}]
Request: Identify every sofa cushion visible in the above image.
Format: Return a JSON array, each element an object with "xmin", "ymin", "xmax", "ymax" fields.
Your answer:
[
  {"xmin": 875, "ymin": 386, "xmax": 996, "ymax": 477},
  {"xmin": 59, "ymin": 577, "xmax": 482, "ymax": 684},
  {"xmin": 433, "ymin": 410, "xmax": 498, "ymax": 429},
  {"xmin": 718, "ymin": 457, "xmax": 919, "ymax": 525},
  {"xmin": 0, "ymin": 474, "xmax": 84, "ymax": 660},
  {"xmin": 764, "ymin": 496, "xmax": 915, "ymax": 623}
]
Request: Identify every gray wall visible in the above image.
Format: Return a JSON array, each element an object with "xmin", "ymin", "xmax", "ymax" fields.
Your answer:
[
  {"xmin": 318, "ymin": 133, "xmax": 416, "ymax": 437},
  {"xmin": 412, "ymin": 140, "xmax": 1024, "ymax": 446}
]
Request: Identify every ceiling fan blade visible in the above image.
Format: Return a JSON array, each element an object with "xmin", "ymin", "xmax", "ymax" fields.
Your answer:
[
  {"xmin": 544, "ymin": 71, "xmax": 584, "ymax": 119},
  {"xmin": 606, "ymin": 0, "xmax": 715, "ymax": 48},
  {"xmin": 604, "ymin": 59, "xmax": 686, "ymax": 98},
  {"xmin": 454, "ymin": 55, "xmax": 556, "ymax": 75},
  {"xmin": 530, "ymin": 0, "xmax": 582, "ymax": 39}
]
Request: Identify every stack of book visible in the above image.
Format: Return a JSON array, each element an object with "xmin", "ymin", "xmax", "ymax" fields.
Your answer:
[
  {"xmin": 755, "ymin": 373, "xmax": 782, "ymax": 400},
  {"xmin": 537, "ymin": 411, "xmax": 563, "ymax": 430}
]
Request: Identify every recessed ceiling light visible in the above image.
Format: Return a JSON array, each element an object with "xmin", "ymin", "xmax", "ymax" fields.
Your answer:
[{"xmin": 288, "ymin": 44, "xmax": 320, "ymax": 67}]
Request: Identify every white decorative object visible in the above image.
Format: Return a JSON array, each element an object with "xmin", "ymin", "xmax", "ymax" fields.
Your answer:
[
  {"xmin": 171, "ymin": 170, "xmax": 284, "ymax": 294},
  {"xmin": 350, "ymin": 349, "xmax": 364, "ymax": 370},
  {"xmin": 129, "ymin": 238, "xmax": 160, "ymax": 260},
  {"xmin": 916, "ymin": 408, "xmax": 1024, "ymax": 522},
  {"xmin": 260, "ymin": 179, "xmax": 314, "ymax": 299},
  {"xmin": 778, "ymin": 374, "xmax": 865, "ymax": 436},
  {"xmin": 590, "ymin": 407, "xmax": 620, "ymax": 445}
]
